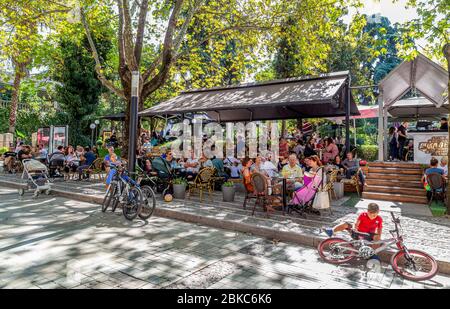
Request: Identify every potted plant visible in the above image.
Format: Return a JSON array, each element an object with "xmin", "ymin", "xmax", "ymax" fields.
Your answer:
[
  {"xmin": 222, "ymin": 181, "xmax": 236, "ymax": 202},
  {"xmin": 172, "ymin": 177, "xmax": 187, "ymax": 199}
]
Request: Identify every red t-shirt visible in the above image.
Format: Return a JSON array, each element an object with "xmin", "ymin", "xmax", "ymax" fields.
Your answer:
[{"xmin": 357, "ymin": 212, "xmax": 383, "ymax": 234}]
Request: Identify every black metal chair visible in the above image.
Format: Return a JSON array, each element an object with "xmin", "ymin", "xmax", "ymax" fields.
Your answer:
[{"xmin": 427, "ymin": 173, "xmax": 446, "ymax": 205}]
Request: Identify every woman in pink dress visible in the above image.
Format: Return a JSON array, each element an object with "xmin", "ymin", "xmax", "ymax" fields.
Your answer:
[
  {"xmin": 322, "ymin": 137, "xmax": 339, "ymax": 164},
  {"xmin": 290, "ymin": 155, "xmax": 323, "ymax": 205}
]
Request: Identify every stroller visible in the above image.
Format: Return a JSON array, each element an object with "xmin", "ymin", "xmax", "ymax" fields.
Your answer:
[
  {"xmin": 19, "ymin": 159, "xmax": 52, "ymax": 197},
  {"xmin": 287, "ymin": 167, "xmax": 326, "ymax": 217},
  {"xmin": 150, "ymin": 157, "xmax": 174, "ymax": 195},
  {"xmin": 47, "ymin": 153, "xmax": 65, "ymax": 178}
]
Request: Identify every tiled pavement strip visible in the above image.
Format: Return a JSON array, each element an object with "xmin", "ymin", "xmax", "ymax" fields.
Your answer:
[
  {"xmin": 0, "ymin": 185, "xmax": 450, "ymax": 289},
  {"xmin": 1, "ymin": 174, "xmax": 450, "ymax": 269}
]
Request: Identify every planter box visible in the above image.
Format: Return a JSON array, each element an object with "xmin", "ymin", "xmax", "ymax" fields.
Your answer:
[
  {"xmin": 222, "ymin": 185, "xmax": 236, "ymax": 202},
  {"xmin": 173, "ymin": 184, "xmax": 186, "ymax": 199}
]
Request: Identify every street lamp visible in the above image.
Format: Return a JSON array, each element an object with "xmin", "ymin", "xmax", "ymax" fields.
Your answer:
[
  {"xmin": 90, "ymin": 123, "xmax": 96, "ymax": 147},
  {"xmin": 128, "ymin": 71, "xmax": 139, "ymax": 175},
  {"xmin": 94, "ymin": 119, "xmax": 100, "ymax": 145}
]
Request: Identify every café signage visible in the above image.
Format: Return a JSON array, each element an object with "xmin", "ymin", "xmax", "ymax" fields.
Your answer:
[{"xmin": 418, "ymin": 136, "xmax": 448, "ymax": 156}]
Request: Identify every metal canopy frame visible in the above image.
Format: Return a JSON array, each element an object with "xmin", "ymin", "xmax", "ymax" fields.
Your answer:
[{"xmin": 377, "ymin": 53, "xmax": 449, "ymax": 160}]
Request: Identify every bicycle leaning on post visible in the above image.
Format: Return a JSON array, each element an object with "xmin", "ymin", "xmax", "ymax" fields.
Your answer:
[
  {"xmin": 318, "ymin": 212, "xmax": 438, "ymax": 281},
  {"xmin": 101, "ymin": 164, "xmax": 156, "ymax": 221}
]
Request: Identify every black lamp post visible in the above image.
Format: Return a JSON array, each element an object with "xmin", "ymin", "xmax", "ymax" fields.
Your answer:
[{"xmin": 128, "ymin": 71, "xmax": 139, "ymax": 176}]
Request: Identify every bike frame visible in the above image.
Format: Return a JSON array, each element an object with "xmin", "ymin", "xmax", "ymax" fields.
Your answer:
[{"xmin": 332, "ymin": 212, "xmax": 407, "ymax": 258}]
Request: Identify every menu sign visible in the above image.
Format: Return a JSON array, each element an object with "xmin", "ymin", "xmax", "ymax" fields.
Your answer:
[{"xmin": 418, "ymin": 136, "xmax": 448, "ymax": 156}]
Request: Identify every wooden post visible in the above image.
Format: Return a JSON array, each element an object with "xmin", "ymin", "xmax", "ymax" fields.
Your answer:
[
  {"xmin": 443, "ymin": 43, "xmax": 450, "ymax": 211},
  {"xmin": 377, "ymin": 91, "xmax": 384, "ymax": 161}
]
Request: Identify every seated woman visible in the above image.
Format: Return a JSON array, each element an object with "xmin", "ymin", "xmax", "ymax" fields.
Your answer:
[
  {"xmin": 290, "ymin": 155, "xmax": 323, "ymax": 206},
  {"xmin": 65, "ymin": 145, "xmax": 80, "ymax": 173},
  {"xmin": 104, "ymin": 146, "xmax": 122, "ymax": 189},
  {"xmin": 322, "ymin": 137, "xmax": 339, "ymax": 164},
  {"xmin": 241, "ymin": 157, "xmax": 254, "ymax": 193}
]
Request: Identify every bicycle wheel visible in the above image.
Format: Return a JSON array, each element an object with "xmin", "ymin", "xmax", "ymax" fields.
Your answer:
[
  {"xmin": 139, "ymin": 185, "xmax": 156, "ymax": 220},
  {"xmin": 123, "ymin": 187, "xmax": 143, "ymax": 221},
  {"xmin": 102, "ymin": 183, "xmax": 116, "ymax": 212},
  {"xmin": 391, "ymin": 249, "xmax": 438, "ymax": 281},
  {"xmin": 111, "ymin": 182, "xmax": 122, "ymax": 213},
  {"xmin": 317, "ymin": 238, "xmax": 356, "ymax": 264}
]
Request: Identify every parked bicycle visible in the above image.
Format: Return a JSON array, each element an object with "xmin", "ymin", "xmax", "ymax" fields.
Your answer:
[
  {"xmin": 318, "ymin": 212, "xmax": 438, "ymax": 281},
  {"xmin": 102, "ymin": 164, "xmax": 156, "ymax": 221}
]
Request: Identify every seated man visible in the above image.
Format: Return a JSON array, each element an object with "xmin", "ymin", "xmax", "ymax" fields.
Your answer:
[
  {"xmin": 48, "ymin": 145, "xmax": 65, "ymax": 163},
  {"xmin": 281, "ymin": 153, "xmax": 303, "ymax": 190},
  {"xmin": 48, "ymin": 145, "xmax": 66, "ymax": 177},
  {"xmin": 439, "ymin": 157, "xmax": 448, "ymax": 177},
  {"xmin": 185, "ymin": 151, "xmax": 200, "ymax": 179},
  {"xmin": 76, "ymin": 146, "xmax": 97, "ymax": 180},
  {"xmin": 422, "ymin": 157, "xmax": 445, "ymax": 201},
  {"xmin": 342, "ymin": 151, "xmax": 359, "ymax": 179},
  {"xmin": 324, "ymin": 203, "xmax": 383, "ymax": 258},
  {"xmin": 17, "ymin": 145, "xmax": 33, "ymax": 162}
]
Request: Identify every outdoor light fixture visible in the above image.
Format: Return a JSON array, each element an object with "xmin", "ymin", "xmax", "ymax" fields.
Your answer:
[
  {"xmin": 131, "ymin": 71, "xmax": 139, "ymax": 96},
  {"xmin": 90, "ymin": 123, "xmax": 96, "ymax": 147},
  {"xmin": 128, "ymin": 71, "xmax": 140, "ymax": 176}
]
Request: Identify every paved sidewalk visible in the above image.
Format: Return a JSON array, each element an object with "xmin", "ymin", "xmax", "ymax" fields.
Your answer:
[
  {"xmin": 1, "ymin": 174, "xmax": 450, "ymax": 273},
  {"xmin": 0, "ymin": 187, "xmax": 449, "ymax": 289}
]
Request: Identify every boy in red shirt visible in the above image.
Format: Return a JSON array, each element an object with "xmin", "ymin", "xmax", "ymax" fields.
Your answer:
[{"xmin": 324, "ymin": 203, "xmax": 383, "ymax": 243}]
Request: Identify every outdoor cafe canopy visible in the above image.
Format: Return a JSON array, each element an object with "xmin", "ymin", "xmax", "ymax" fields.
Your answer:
[
  {"xmin": 139, "ymin": 71, "xmax": 360, "ymax": 122},
  {"xmin": 377, "ymin": 53, "xmax": 449, "ymax": 160}
]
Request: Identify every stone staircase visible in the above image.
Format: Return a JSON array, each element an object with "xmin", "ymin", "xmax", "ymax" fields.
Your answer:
[{"xmin": 362, "ymin": 162, "xmax": 428, "ymax": 204}]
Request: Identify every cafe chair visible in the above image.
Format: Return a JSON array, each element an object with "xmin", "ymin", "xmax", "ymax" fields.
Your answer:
[
  {"xmin": 250, "ymin": 172, "xmax": 279, "ymax": 217},
  {"xmin": 427, "ymin": 173, "xmax": 447, "ymax": 206},
  {"xmin": 187, "ymin": 167, "xmax": 215, "ymax": 202}
]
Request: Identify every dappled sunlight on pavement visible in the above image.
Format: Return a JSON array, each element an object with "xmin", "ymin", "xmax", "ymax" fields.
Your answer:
[{"xmin": 0, "ymin": 186, "xmax": 449, "ymax": 289}]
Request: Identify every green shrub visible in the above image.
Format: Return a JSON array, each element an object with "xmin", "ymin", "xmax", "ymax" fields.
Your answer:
[
  {"xmin": 222, "ymin": 181, "xmax": 235, "ymax": 187},
  {"xmin": 173, "ymin": 177, "xmax": 187, "ymax": 185},
  {"xmin": 0, "ymin": 146, "xmax": 8, "ymax": 155},
  {"xmin": 357, "ymin": 145, "xmax": 378, "ymax": 161},
  {"xmin": 98, "ymin": 148, "xmax": 121, "ymax": 158}
]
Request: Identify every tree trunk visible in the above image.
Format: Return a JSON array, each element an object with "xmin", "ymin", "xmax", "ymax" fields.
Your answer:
[
  {"xmin": 8, "ymin": 65, "xmax": 24, "ymax": 134},
  {"xmin": 443, "ymin": 43, "xmax": 450, "ymax": 212}
]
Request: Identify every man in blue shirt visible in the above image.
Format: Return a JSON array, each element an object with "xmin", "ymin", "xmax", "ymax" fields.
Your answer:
[
  {"xmin": 77, "ymin": 146, "xmax": 97, "ymax": 180},
  {"xmin": 423, "ymin": 157, "xmax": 445, "ymax": 202}
]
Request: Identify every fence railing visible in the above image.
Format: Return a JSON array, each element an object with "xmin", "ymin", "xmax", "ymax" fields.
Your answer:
[{"xmin": 0, "ymin": 99, "xmax": 28, "ymax": 110}]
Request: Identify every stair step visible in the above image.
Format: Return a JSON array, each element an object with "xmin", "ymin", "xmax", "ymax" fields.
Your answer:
[
  {"xmin": 364, "ymin": 185, "xmax": 426, "ymax": 196},
  {"xmin": 365, "ymin": 179, "xmax": 424, "ymax": 189},
  {"xmin": 368, "ymin": 167, "xmax": 423, "ymax": 175},
  {"xmin": 362, "ymin": 192, "xmax": 428, "ymax": 204},
  {"xmin": 365, "ymin": 173, "xmax": 422, "ymax": 181},
  {"xmin": 368, "ymin": 162, "xmax": 423, "ymax": 169}
]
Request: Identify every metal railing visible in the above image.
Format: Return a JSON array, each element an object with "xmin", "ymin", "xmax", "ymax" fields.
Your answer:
[{"xmin": 0, "ymin": 99, "xmax": 29, "ymax": 110}]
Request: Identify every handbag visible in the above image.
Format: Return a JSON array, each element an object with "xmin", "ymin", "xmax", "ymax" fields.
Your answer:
[{"xmin": 312, "ymin": 168, "xmax": 330, "ymax": 210}]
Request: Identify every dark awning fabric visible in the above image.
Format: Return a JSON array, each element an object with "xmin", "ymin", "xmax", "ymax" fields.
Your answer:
[
  {"xmin": 100, "ymin": 113, "xmax": 126, "ymax": 121},
  {"xmin": 140, "ymin": 71, "xmax": 360, "ymax": 122},
  {"xmin": 99, "ymin": 112, "xmax": 146, "ymax": 121}
]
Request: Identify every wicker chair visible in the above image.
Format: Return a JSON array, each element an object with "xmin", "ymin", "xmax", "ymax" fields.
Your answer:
[
  {"xmin": 187, "ymin": 167, "xmax": 215, "ymax": 202},
  {"xmin": 242, "ymin": 177, "xmax": 256, "ymax": 210},
  {"xmin": 250, "ymin": 172, "xmax": 278, "ymax": 216},
  {"xmin": 342, "ymin": 167, "xmax": 362, "ymax": 197},
  {"xmin": 324, "ymin": 169, "xmax": 339, "ymax": 201},
  {"xmin": 86, "ymin": 158, "xmax": 105, "ymax": 181}
]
